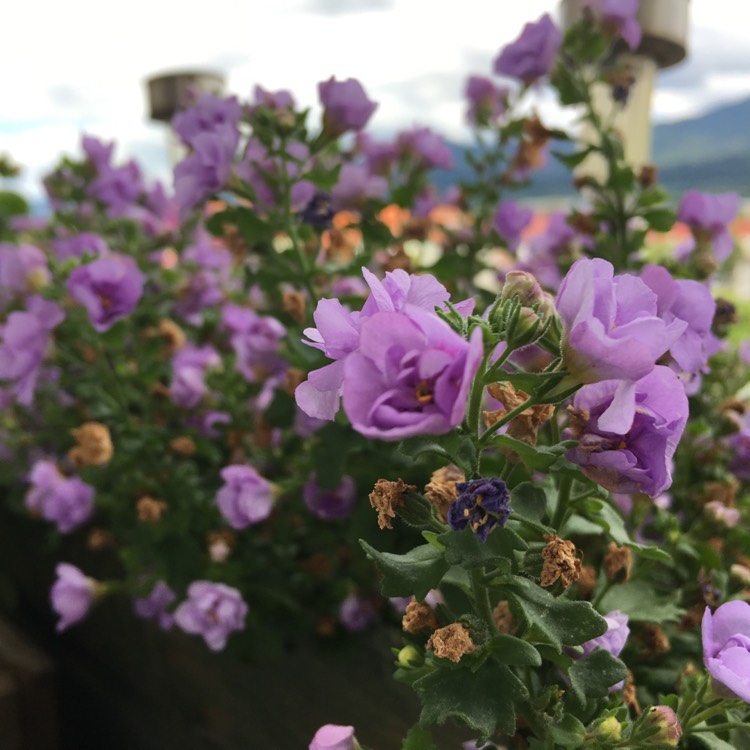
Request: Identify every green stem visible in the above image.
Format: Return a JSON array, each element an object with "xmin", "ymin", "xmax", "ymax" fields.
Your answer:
[
  {"xmin": 550, "ymin": 475, "xmax": 572, "ymax": 532},
  {"xmin": 467, "ymin": 350, "xmax": 493, "ymax": 439},
  {"xmin": 479, "ymin": 395, "xmax": 536, "ymax": 446},
  {"xmin": 470, "ymin": 568, "xmax": 495, "ymax": 630},
  {"xmin": 690, "ymin": 723, "xmax": 750, "ymax": 734}
]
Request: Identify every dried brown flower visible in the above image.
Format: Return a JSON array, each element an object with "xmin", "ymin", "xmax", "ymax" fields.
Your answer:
[
  {"xmin": 603, "ymin": 543, "xmax": 633, "ymax": 582},
  {"xmin": 640, "ymin": 623, "xmax": 671, "ymax": 658},
  {"xmin": 424, "ymin": 464, "xmax": 465, "ymax": 522},
  {"xmin": 157, "ymin": 319, "xmax": 186, "ymax": 353},
  {"xmin": 577, "ymin": 565, "xmax": 598, "ymax": 599},
  {"xmin": 169, "ymin": 436, "xmax": 197, "ymax": 456},
  {"xmin": 87, "ymin": 528, "xmax": 115, "ymax": 551},
  {"xmin": 68, "ymin": 422, "xmax": 113, "ymax": 467},
  {"xmin": 540, "ymin": 534, "xmax": 581, "ymax": 588},
  {"xmin": 207, "ymin": 530, "xmax": 235, "ymax": 563},
  {"xmin": 492, "ymin": 601, "xmax": 517, "ymax": 634},
  {"xmin": 484, "ymin": 382, "xmax": 553, "ymax": 452},
  {"xmin": 402, "ymin": 600, "xmax": 438, "ymax": 634},
  {"xmin": 282, "ymin": 291, "xmax": 306, "ymax": 323},
  {"xmin": 382, "ymin": 245, "xmax": 412, "ymax": 272},
  {"xmin": 369, "ymin": 479, "xmax": 415, "ymax": 530},
  {"xmin": 623, "ymin": 671, "xmax": 642, "ymax": 715},
  {"xmin": 427, "ymin": 623, "xmax": 476, "ymax": 662},
  {"xmin": 136, "ymin": 496, "xmax": 168, "ymax": 523},
  {"xmin": 637, "ymin": 165, "xmax": 658, "ymax": 188}
]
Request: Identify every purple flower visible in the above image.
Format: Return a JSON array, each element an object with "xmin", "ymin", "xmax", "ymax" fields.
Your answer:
[
  {"xmin": 221, "ymin": 304, "xmax": 286, "ymax": 382},
  {"xmin": 557, "ymin": 258, "xmax": 686, "ymax": 433},
  {"xmin": 251, "ymin": 85, "xmax": 295, "ymax": 112},
  {"xmin": 309, "ymin": 724, "xmax": 357, "ymax": 750},
  {"xmin": 25, "ymin": 460, "xmax": 95, "ymax": 533},
  {"xmin": 88, "ymin": 161, "xmax": 144, "ymax": 215},
  {"xmin": 82, "ymin": 135, "xmax": 114, "ymax": 171},
  {"xmin": 702, "ymin": 600, "xmax": 750, "ymax": 703},
  {"xmin": 216, "ymin": 464, "xmax": 273, "ymax": 529},
  {"xmin": 52, "ymin": 233, "xmax": 109, "ymax": 261},
  {"xmin": 465, "ymin": 76, "xmax": 508, "ymax": 126},
  {"xmin": 396, "ymin": 127, "xmax": 454, "ymax": 171},
  {"xmin": 169, "ymin": 343, "xmax": 221, "ymax": 409},
  {"xmin": 586, "ymin": 0, "xmax": 642, "ymax": 49},
  {"xmin": 493, "ymin": 200, "xmax": 533, "ymax": 252},
  {"xmin": 339, "ymin": 592, "xmax": 377, "ymax": 632},
  {"xmin": 0, "ymin": 243, "xmax": 50, "ymax": 307},
  {"xmin": 318, "ymin": 77, "xmax": 377, "ymax": 135},
  {"xmin": 134, "ymin": 580, "xmax": 176, "ymax": 630},
  {"xmin": 678, "ymin": 190, "xmax": 739, "ymax": 262},
  {"xmin": 51, "ymin": 563, "xmax": 96, "ymax": 632},
  {"xmin": 493, "ymin": 14, "xmax": 562, "ymax": 84},
  {"xmin": 296, "ymin": 268, "xmax": 461, "ymax": 421},
  {"xmin": 577, "ymin": 610, "xmax": 629, "ymax": 691},
  {"xmin": 174, "ymin": 581, "xmax": 248, "ymax": 651},
  {"xmin": 728, "ymin": 412, "xmax": 750, "ymax": 481},
  {"xmin": 342, "ymin": 308, "xmax": 483, "ymax": 440},
  {"xmin": 0, "ymin": 297, "xmax": 64, "ymax": 405},
  {"xmin": 565, "ymin": 366, "xmax": 688, "ymax": 497},
  {"xmin": 356, "ymin": 133, "xmax": 399, "ymax": 175},
  {"xmin": 581, "ymin": 610, "xmax": 629, "ymax": 657},
  {"xmin": 304, "ymin": 474, "xmax": 356, "ymax": 520},
  {"xmin": 640, "ymin": 265, "xmax": 716, "ymax": 393},
  {"xmin": 67, "ymin": 253, "xmax": 145, "ymax": 332},
  {"xmin": 331, "ymin": 165, "xmax": 388, "ymax": 211},
  {"xmin": 174, "ymin": 130, "xmax": 239, "ymax": 216},
  {"xmin": 172, "ymin": 93, "xmax": 241, "ymax": 148},
  {"xmin": 447, "ymin": 478, "xmax": 511, "ymax": 542}
]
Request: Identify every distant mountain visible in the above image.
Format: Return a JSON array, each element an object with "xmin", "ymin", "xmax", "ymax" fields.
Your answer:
[{"xmin": 434, "ymin": 96, "xmax": 750, "ymax": 199}]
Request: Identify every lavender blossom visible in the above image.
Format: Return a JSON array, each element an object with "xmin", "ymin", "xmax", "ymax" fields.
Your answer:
[
  {"xmin": 586, "ymin": 0, "xmax": 642, "ymax": 49},
  {"xmin": 465, "ymin": 76, "xmax": 508, "ymax": 126},
  {"xmin": 52, "ymin": 233, "xmax": 108, "ymax": 261},
  {"xmin": 331, "ymin": 165, "xmax": 388, "ymax": 211},
  {"xmin": 309, "ymin": 724, "xmax": 358, "ymax": 750},
  {"xmin": 702, "ymin": 600, "xmax": 750, "ymax": 703},
  {"xmin": 216, "ymin": 464, "xmax": 274, "ymax": 529},
  {"xmin": 51, "ymin": 563, "xmax": 97, "ymax": 632},
  {"xmin": 493, "ymin": 14, "xmax": 562, "ymax": 84},
  {"xmin": 67, "ymin": 253, "xmax": 145, "ymax": 332},
  {"xmin": 565, "ymin": 366, "xmax": 688, "ymax": 497},
  {"xmin": 678, "ymin": 190, "xmax": 739, "ymax": 262},
  {"xmin": 133, "ymin": 580, "xmax": 176, "ymax": 630},
  {"xmin": 221, "ymin": 304, "xmax": 286, "ymax": 382},
  {"xmin": 169, "ymin": 343, "xmax": 221, "ymax": 409},
  {"xmin": 172, "ymin": 93, "xmax": 241, "ymax": 148},
  {"xmin": 557, "ymin": 258, "xmax": 686, "ymax": 433},
  {"xmin": 174, "ymin": 581, "xmax": 248, "ymax": 650},
  {"xmin": 640, "ymin": 264, "xmax": 716, "ymax": 393},
  {"xmin": 339, "ymin": 592, "xmax": 377, "ymax": 632},
  {"xmin": 396, "ymin": 127, "xmax": 454, "ymax": 170},
  {"xmin": 304, "ymin": 474, "xmax": 356, "ymax": 520},
  {"xmin": 0, "ymin": 297, "xmax": 64, "ymax": 405},
  {"xmin": 0, "ymin": 243, "xmax": 50, "ymax": 307},
  {"xmin": 318, "ymin": 77, "xmax": 377, "ymax": 135},
  {"xmin": 493, "ymin": 200, "xmax": 533, "ymax": 252},
  {"xmin": 25, "ymin": 460, "xmax": 95, "ymax": 533}
]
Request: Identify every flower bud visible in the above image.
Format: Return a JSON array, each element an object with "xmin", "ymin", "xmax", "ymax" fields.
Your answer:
[
  {"xmin": 397, "ymin": 644, "xmax": 423, "ymax": 668},
  {"xmin": 590, "ymin": 715, "xmax": 622, "ymax": 742},
  {"xmin": 631, "ymin": 706, "xmax": 682, "ymax": 747},
  {"xmin": 501, "ymin": 271, "xmax": 544, "ymax": 307}
]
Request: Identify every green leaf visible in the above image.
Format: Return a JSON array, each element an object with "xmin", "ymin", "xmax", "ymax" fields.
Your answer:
[
  {"xmin": 204, "ymin": 206, "xmax": 274, "ymax": 244},
  {"xmin": 505, "ymin": 576, "xmax": 608, "ymax": 649},
  {"xmin": 422, "ymin": 531, "xmax": 446, "ymax": 551},
  {"xmin": 511, "ymin": 483, "xmax": 548, "ymax": 524},
  {"xmin": 552, "ymin": 148, "xmax": 594, "ymax": 169},
  {"xmin": 598, "ymin": 580, "xmax": 685, "ymax": 624},
  {"xmin": 567, "ymin": 650, "xmax": 628, "ymax": 707},
  {"xmin": 642, "ymin": 208, "xmax": 676, "ymax": 232},
  {"xmin": 490, "ymin": 435, "xmax": 576, "ymax": 472},
  {"xmin": 438, "ymin": 526, "xmax": 527, "ymax": 569},
  {"xmin": 693, "ymin": 732, "xmax": 736, "ymax": 750},
  {"xmin": 0, "ymin": 191, "xmax": 29, "ymax": 217},
  {"xmin": 547, "ymin": 714, "xmax": 586, "ymax": 748},
  {"xmin": 638, "ymin": 186, "xmax": 669, "ymax": 208},
  {"xmin": 414, "ymin": 663, "xmax": 519, "ymax": 741},
  {"xmin": 359, "ymin": 541, "xmax": 448, "ymax": 600},
  {"xmin": 487, "ymin": 633, "xmax": 542, "ymax": 666},
  {"xmin": 401, "ymin": 723, "xmax": 437, "ymax": 750}
]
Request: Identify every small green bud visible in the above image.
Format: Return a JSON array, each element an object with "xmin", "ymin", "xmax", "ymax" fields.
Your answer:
[
  {"xmin": 591, "ymin": 715, "xmax": 622, "ymax": 742},
  {"xmin": 397, "ymin": 645, "xmax": 423, "ymax": 668}
]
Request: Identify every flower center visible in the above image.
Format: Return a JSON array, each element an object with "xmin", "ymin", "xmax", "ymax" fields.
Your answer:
[{"xmin": 415, "ymin": 380, "xmax": 434, "ymax": 404}]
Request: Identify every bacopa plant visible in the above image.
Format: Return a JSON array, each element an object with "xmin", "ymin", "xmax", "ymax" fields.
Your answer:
[{"xmin": 1, "ymin": 1, "xmax": 749, "ymax": 748}]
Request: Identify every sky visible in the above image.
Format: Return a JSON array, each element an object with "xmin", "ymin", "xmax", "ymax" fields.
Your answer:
[{"xmin": 2, "ymin": 0, "xmax": 750, "ymax": 201}]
